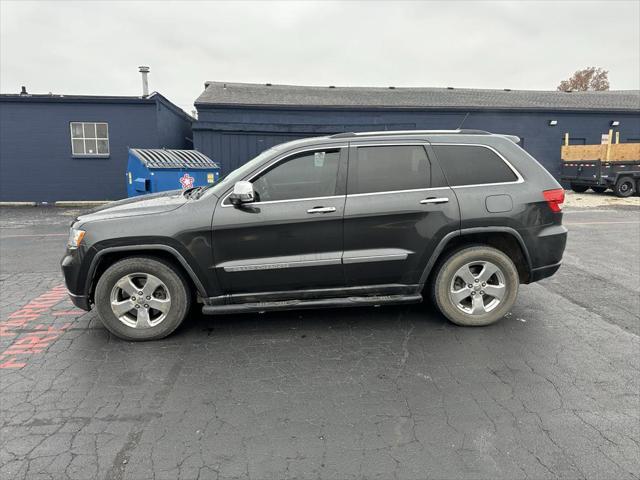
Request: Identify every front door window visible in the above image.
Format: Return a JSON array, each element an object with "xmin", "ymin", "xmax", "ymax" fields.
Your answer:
[{"xmin": 252, "ymin": 149, "xmax": 341, "ymax": 202}]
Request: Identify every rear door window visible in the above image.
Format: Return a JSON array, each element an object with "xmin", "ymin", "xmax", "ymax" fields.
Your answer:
[
  {"xmin": 432, "ymin": 145, "xmax": 518, "ymax": 186},
  {"xmin": 348, "ymin": 145, "xmax": 431, "ymax": 194}
]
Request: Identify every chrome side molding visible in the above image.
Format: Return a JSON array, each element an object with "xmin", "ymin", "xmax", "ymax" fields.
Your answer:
[{"xmin": 218, "ymin": 248, "xmax": 413, "ymax": 272}]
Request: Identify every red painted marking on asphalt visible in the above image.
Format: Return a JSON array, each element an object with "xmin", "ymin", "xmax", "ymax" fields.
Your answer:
[
  {"xmin": 3, "ymin": 324, "xmax": 71, "ymax": 356},
  {"xmin": 0, "ymin": 285, "xmax": 74, "ymax": 369}
]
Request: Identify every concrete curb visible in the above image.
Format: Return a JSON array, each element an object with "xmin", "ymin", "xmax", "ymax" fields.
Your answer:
[
  {"xmin": 54, "ymin": 201, "xmax": 111, "ymax": 207},
  {"xmin": 0, "ymin": 202, "xmax": 37, "ymax": 207}
]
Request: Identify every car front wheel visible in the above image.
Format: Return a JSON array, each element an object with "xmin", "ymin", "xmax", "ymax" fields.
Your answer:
[
  {"xmin": 432, "ymin": 246, "xmax": 519, "ymax": 326},
  {"xmin": 94, "ymin": 256, "xmax": 191, "ymax": 341}
]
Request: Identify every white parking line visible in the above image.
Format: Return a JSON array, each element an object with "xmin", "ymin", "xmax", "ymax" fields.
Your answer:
[
  {"xmin": 562, "ymin": 209, "xmax": 611, "ymax": 214},
  {"xmin": 565, "ymin": 221, "xmax": 640, "ymax": 226},
  {"xmin": 0, "ymin": 233, "xmax": 67, "ymax": 238}
]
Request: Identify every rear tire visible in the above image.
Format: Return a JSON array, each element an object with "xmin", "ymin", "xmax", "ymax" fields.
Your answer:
[
  {"xmin": 571, "ymin": 184, "xmax": 589, "ymax": 193},
  {"xmin": 591, "ymin": 186, "xmax": 607, "ymax": 193},
  {"xmin": 95, "ymin": 256, "xmax": 191, "ymax": 341},
  {"xmin": 614, "ymin": 177, "xmax": 635, "ymax": 198},
  {"xmin": 432, "ymin": 246, "xmax": 519, "ymax": 327}
]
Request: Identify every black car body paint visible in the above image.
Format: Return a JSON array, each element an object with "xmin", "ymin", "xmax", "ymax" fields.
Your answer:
[{"xmin": 62, "ymin": 131, "xmax": 567, "ymax": 313}]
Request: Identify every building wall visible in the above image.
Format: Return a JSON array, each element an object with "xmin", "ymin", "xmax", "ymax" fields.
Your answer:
[
  {"xmin": 0, "ymin": 99, "xmax": 192, "ymax": 202},
  {"xmin": 194, "ymin": 107, "xmax": 640, "ymax": 180},
  {"xmin": 155, "ymin": 98, "xmax": 193, "ymax": 150}
]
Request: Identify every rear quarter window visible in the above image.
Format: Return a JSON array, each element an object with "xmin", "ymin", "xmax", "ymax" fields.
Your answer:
[{"xmin": 433, "ymin": 145, "xmax": 518, "ymax": 186}]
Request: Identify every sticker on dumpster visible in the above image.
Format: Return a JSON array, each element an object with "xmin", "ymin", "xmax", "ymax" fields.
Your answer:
[{"xmin": 179, "ymin": 173, "xmax": 194, "ymax": 189}]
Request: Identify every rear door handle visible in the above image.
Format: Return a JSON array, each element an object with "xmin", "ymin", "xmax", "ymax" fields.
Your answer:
[
  {"xmin": 420, "ymin": 197, "xmax": 449, "ymax": 205},
  {"xmin": 307, "ymin": 206, "xmax": 336, "ymax": 214}
]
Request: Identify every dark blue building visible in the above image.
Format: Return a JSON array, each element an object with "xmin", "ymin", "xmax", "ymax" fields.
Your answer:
[
  {"xmin": 193, "ymin": 82, "xmax": 640, "ymax": 180},
  {"xmin": 0, "ymin": 91, "xmax": 193, "ymax": 202}
]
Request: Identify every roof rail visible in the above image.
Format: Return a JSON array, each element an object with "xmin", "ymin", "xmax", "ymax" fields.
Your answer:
[{"xmin": 329, "ymin": 129, "xmax": 492, "ymax": 138}]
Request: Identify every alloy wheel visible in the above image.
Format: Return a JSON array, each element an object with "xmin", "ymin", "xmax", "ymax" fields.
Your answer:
[
  {"xmin": 109, "ymin": 273, "xmax": 171, "ymax": 328},
  {"xmin": 448, "ymin": 261, "xmax": 506, "ymax": 315}
]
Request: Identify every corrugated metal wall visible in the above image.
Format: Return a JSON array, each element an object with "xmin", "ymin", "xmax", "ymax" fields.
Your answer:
[
  {"xmin": 193, "ymin": 132, "xmax": 314, "ymax": 174},
  {"xmin": 194, "ymin": 107, "xmax": 640, "ymax": 180}
]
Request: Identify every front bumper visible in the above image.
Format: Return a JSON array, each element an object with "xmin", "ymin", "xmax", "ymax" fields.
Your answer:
[
  {"xmin": 61, "ymin": 247, "xmax": 92, "ymax": 311},
  {"xmin": 68, "ymin": 291, "xmax": 91, "ymax": 311}
]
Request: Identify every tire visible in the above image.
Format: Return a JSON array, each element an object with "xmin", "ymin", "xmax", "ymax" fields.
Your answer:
[
  {"xmin": 432, "ymin": 246, "xmax": 519, "ymax": 327},
  {"xmin": 613, "ymin": 177, "xmax": 635, "ymax": 198},
  {"xmin": 570, "ymin": 184, "xmax": 589, "ymax": 193},
  {"xmin": 94, "ymin": 256, "xmax": 191, "ymax": 341},
  {"xmin": 591, "ymin": 186, "xmax": 607, "ymax": 193}
]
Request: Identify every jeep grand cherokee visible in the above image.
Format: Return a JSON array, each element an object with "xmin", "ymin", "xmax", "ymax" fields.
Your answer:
[{"xmin": 61, "ymin": 130, "xmax": 567, "ymax": 341}]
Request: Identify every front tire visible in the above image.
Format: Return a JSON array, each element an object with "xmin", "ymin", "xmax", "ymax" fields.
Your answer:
[
  {"xmin": 432, "ymin": 246, "xmax": 519, "ymax": 327},
  {"xmin": 614, "ymin": 177, "xmax": 635, "ymax": 198},
  {"xmin": 94, "ymin": 257, "xmax": 191, "ymax": 341}
]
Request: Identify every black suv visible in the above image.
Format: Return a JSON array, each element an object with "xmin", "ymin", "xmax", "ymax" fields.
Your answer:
[{"xmin": 62, "ymin": 130, "xmax": 567, "ymax": 340}]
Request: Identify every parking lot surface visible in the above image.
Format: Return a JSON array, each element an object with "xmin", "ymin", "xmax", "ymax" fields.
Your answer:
[{"xmin": 1, "ymin": 203, "xmax": 639, "ymax": 480}]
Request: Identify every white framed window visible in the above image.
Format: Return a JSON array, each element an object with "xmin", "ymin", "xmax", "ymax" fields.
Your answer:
[{"xmin": 70, "ymin": 122, "xmax": 109, "ymax": 156}]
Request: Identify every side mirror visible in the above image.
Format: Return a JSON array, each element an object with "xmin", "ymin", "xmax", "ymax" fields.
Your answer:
[{"xmin": 229, "ymin": 181, "xmax": 255, "ymax": 205}]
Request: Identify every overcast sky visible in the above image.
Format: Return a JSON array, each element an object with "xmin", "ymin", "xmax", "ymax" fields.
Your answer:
[{"xmin": 1, "ymin": 0, "xmax": 638, "ymax": 112}]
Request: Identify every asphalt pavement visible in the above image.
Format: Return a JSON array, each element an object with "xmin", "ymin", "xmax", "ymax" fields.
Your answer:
[{"xmin": 0, "ymin": 204, "xmax": 639, "ymax": 480}]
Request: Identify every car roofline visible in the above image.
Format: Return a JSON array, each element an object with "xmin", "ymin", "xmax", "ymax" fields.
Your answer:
[
  {"xmin": 329, "ymin": 129, "xmax": 490, "ymax": 138},
  {"xmin": 266, "ymin": 130, "xmax": 521, "ymax": 154},
  {"xmin": 326, "ymin": 130, "xmax": 520, "ymax": 144}
]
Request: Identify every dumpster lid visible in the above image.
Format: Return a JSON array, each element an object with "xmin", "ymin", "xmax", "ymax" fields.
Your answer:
[{"xmin": 130, "ymin": 148, "xmax": 219, "ymax": 169}]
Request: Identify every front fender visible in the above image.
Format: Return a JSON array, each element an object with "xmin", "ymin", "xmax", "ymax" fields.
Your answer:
[{"xmin": 84, "ymin": 243, "xmax": 210, "ymax": 300}]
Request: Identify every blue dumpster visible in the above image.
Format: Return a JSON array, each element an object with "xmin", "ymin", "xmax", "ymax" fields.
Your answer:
[{"xmin": 126, "ymin": 148, "xmax": 220, "ymax": 197}]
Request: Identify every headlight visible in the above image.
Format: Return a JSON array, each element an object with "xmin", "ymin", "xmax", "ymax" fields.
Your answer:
[{"xmin": 68, "ymin": 228, "xmax": 86, "ymax": 248}]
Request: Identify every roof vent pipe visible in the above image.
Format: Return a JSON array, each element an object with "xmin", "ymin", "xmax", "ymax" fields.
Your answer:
[
  {"xmin": 20, "ymin": 86, "xmax": 28, "ymax": 95},
  {"xmin": 138, "ymin": 66, "xmax": 150, "ymax": 97}
]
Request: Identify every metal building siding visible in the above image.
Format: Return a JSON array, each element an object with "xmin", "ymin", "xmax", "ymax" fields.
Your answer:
[
  {"xmin": 155, "ymin": 99, "xmax": 193, "ymax": 149},
  {"xmin": 193, "ymin": 130, "xmax": 319, "ymax": 174},
  {"xmin": 0, "ymin": 97, "xmax": 192, "ymax": 202},
  {"xmin": 193, "ymin": 106, "xmax": 640, "ymax": 179}
]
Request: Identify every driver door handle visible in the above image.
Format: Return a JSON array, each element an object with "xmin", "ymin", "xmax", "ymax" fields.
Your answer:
[
  {"xmin": 420, "ymin": 197, "xmax": 449, "ymax": 205},
  {"xmin": 307, "ymin": 206, "xmax": 336, "ymax": 214}
]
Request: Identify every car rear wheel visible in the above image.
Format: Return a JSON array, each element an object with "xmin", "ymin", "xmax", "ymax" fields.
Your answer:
[
  {"xmin": 591, "ymin": 186, "xmax": 607, "ymax": 193},
  {"xmin": 614, "ymin": 177, "xmax": 635, "ymax": 198},
  {"xmin": 432, "ymin": 246, "xmax": 519, "ymax": 327},
  {"xmin": 95, "ymin": 257, "xmax": 191, "ymax": 341},
  {"xmin": 570, "ymin": 184, "xmax": 589, "ymax": 193}
]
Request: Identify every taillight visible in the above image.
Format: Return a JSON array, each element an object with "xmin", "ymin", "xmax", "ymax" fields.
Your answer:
[{"xmin": 543, "ymin": 188, "xmax": 565, "ymax": 213}]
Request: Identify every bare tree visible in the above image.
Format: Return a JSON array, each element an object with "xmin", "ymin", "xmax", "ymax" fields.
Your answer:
[{"xmin": 557, "ymin": 67, "xmax": 610, "ymax": 92}]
